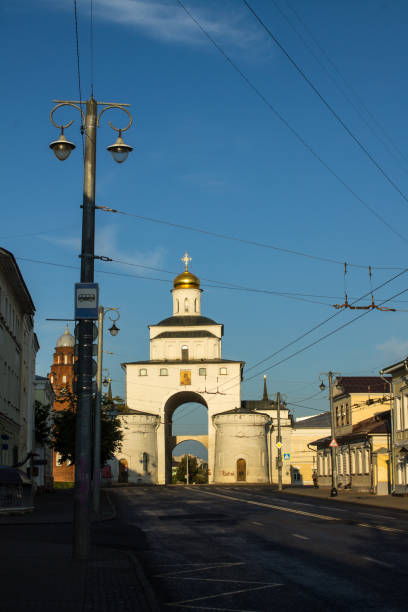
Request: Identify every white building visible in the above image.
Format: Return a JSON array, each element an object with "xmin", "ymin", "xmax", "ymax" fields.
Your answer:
[
  {"xmin": 0, "ymin": 247, "xmax": 38, "ymax": 469},
  {"xmin": 114, "ymin": 254, "xmax": 330, "ymax": 486}
]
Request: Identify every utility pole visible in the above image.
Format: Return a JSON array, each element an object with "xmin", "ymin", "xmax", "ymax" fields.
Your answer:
[
  {"xmin": 277, "ymin": 392, "xmax": 283, "ymax": 491},
  {"xmin": 74, "ymin": 96, "xmax": 97, "ymax": 560},
  {"xmin": 93, "ymin": 306, "xmax": 120, "ymax": 515},
  {"xmin": 320, "ymin": 371, "xmax": 341, "ymax": 497},
  {"xmin": 49, "ymin": 96, "xmax": 132, "ymax": 560},
  {"xmin": 186, "ymin": 454, "xmax": 189, "ymax": 485}
]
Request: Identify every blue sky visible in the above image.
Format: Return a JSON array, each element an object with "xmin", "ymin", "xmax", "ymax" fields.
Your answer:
[{"xmin": 3, "ymin": 1, "xmax": 408, "ymax": 454}]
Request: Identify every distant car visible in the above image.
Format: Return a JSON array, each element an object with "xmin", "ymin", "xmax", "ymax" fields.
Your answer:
[{"xmin": 78, "ymin": 294, "xmax": 95, "ymax": 302}]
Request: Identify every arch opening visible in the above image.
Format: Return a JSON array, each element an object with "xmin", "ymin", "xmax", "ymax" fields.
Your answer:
[
  {"xmin": 163, "ymin": 391, "xmax": 208, "ymax": 484},
  {"xmin": 172, "ymin": 441, "xmax": 208, "ymax": 484}
]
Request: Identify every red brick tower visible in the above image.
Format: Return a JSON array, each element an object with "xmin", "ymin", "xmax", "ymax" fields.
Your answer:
[{"xmin": 49, "ymin": 326, "xmax": 75, "ymax": 482}]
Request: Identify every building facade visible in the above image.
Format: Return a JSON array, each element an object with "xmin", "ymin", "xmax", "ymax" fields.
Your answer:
[
  {"xmin": 48, "ymin": 326, "xmax": 76, "ymax": 482},
  {"xmin": 0, "ymin": 247, "xmax": 38, "ymax": 469},
  {"xmin": 313, "ymin": 377, "xmax": 391, "ymax": 493},
  {"xmin": 113, "ymin": 255, "xmax": 330, "ymax": 486},
  {"xmin": 33, "ymin": 375, "xmax": 55, "ymax": 490},
  {"xmin": 380, "ymin": 359, "xmax": 408, "ymax": 494}
]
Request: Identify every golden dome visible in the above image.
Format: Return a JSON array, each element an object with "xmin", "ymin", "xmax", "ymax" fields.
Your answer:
[
  {"xmin": 173, "ymin": 270, "xmax": 200, "ymax": 290},
  {"xmin": 173, "ymin": 252, "xmax": 200, "ymax": 289}
]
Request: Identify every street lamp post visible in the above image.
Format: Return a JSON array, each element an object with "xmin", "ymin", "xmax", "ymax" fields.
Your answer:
[
  {"xmin": 319, "ymin": 371, "xmax": 341, "ymax": 497},
  {"xmin": 94, "ymin": 306, "xmax": 120, "ymax": 515},
  {"xmin": 49, "ymin": 96, "xmax": 132, "ymax": 560}
]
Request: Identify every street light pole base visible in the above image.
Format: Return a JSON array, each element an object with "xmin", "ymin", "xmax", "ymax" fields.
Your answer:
[{"xmin": 330, "ymin": 487, "xmax": 338, "ymax": 497}]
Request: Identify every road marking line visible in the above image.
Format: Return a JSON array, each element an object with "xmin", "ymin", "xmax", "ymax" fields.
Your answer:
[
  {"xmin": 188, "ymin": 489, "xmax": 338, "ymax": 521},
  {"xmin": 164, "ymin": 577, "xmax": 275, "ymax": 585},
  {"xmin": 167, "ymin": 605, "xmax": 258, "ymax": 611},
  {"xmin": 166, "ymin": 583, "xmax": 283, "ymax": 606},
  {"xmin": 251, "ymin": 521, "xmax": 263, "ymax": 526},
  {"xmin": 359, "ymin": 512, "xmax": 397, "ymax": 521},
  {"xmin": 291, "ymin": 533, "xmax": 310, "ymax": 540},
  {"xmin": 357, "ymin": 522, "xmax": 406, "ymax": 534},
  {"xmin": 318, "ymin": 506, "xmax": 347, "ymax": 512},
  {"xmin": 362, "ymin": 556, "xmax": 394, "ymax": 568},
  {"xmin": 155, "ymin": 562, "xmax": 245, "ymax": 577}
]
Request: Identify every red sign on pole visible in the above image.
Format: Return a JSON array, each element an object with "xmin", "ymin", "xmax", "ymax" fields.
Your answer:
[{"xmin": 329, "ymin": 438, "xmax": 338, "ymax": 448}]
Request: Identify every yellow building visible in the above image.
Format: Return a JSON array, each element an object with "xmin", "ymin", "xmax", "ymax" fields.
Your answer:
[
  {"xmin": 380, "ymin": 359, "xmax": 408, "ymax": 494},
  {"xmin": 313, "ymin": 377, "xmax": 391, "ymax": 494},
  {"xmin": 290, "ymin": 413, "xmax": 331, "ymax": 485}
]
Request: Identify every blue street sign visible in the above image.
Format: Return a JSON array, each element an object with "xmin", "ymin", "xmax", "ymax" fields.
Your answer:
[
  {"xmin": 283, "ymin": 453, "xmax": 290, "ymax": 460},
  {"xmin": 75, "ymin": 283, "xmax": 99, "ymax": 319}
]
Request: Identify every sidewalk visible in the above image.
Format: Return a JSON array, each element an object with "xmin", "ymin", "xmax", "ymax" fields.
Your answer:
[
  {"xmin": 0, "ymin": 489, "xmax": 158, "ymax": 612},
  {"xmin": 281, "ymin": 485, "xmax": 408, "ymax": 511}
]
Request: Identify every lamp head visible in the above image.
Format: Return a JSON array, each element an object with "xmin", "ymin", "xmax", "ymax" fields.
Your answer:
[
  {"xmin": 109, "ymin": 322, "xmax": 119, "ymax": 336},
  {"xmin": 103, "ymin": 377, "xmax": 109, "ymax": 388},
  {"xmin": 107, "ymin": 130, "xmax": 133, "ymax": 163},
  {"xmin": 49, "ymin": 128, "xmax": 75, "ymax": 161},
  {"xmin": 319, "ymin": 381, "xmax": 326, "ymax": 391}
]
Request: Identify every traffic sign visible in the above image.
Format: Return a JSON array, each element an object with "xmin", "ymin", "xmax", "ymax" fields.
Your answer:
[
  {"xmin": 329, "ymin": 438, "xmax": 338, "ymax": 448},
  {"xmin": 75, "ymin": 283, "xmax": 99, "ymax": 319},
  {"xmin": 276, "ymin": 441, "xmax": 282, "ymax": 449},
  {"xmin": 283, "ymin": 453, "xmax": 290, "ymax": 460}
]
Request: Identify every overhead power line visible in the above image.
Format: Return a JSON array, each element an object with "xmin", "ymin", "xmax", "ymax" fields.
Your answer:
[
  {"xmin": 283, "ymin": 0, "xmax": 408, "ymax": 172},
  {"xmin": 97, "ymin": 205, "xmax": 405, "ymax": 271},
  {"xmin": 209, "ymin": 266, "xmax": 408, "ymax": 394},
  {"xmin": 243, "ymin": 0, "xmax": 408, "ymax": 206},
  {"xmin": 73, "ymin": 0, "xmax": 85, "ymax": 159},
  {"xmin": 175, "ymin": 0, "xmax": 407, "ymax": 245}
]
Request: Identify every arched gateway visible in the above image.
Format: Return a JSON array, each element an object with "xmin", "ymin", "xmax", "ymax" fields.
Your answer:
[
  {"xmin": 119, "ymin": 254, "xmax": 244, "ymax": 484},
  {"xmin": 117, "ymin": 254, "xmax": 288, "ymax": 485}
]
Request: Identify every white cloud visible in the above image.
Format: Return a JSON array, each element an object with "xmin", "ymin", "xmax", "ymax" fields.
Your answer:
[
  {"xmin": 45, "ymin": 0, "xmax": 262, "ymax": 49},
  {"xmin": 42, "ymin": 224, "xmax": 165, "ymax": 274},
  {"xmin": 376, "ymin": 337, "xmax": 408, "ymax": 360}
]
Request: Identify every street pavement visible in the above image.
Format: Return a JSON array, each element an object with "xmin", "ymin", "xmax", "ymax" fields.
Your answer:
[
  {"xmin": 111, "ymin": 485, "xmax": 408, "ymax": 611},
  {"xmin": 0, "ymin": 489, "xmax": 157, "ymax": 612}
]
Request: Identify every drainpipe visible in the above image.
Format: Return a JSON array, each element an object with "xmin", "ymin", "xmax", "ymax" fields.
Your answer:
[{"xmin": 366, "ymin": 435, "xmax": 374, "ymax": 494}]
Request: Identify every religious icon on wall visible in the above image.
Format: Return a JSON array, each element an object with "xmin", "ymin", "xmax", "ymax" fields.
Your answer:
[{"xmin": 180, "ymin": 370, "xmax": 191, "ymax": 385}]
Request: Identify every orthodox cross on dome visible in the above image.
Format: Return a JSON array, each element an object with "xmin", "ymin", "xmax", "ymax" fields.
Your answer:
[{"xmin": 181, "ymin": 252, "xmax": 192, "ymax": 271}]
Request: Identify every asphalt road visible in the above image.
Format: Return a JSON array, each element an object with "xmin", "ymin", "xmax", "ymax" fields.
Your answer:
[{"xmin": 111, "ymin": 485, "xmax": 408, "ymax": 612}]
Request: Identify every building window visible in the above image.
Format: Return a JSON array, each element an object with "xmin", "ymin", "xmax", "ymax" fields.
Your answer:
[
  {"xmin": 346, "ymin": 404, "xmax": 350, "ymax": 425},
  {"xmin": 181, "ymin": 345, "xmax": 189, "ymax": 360},
  {"xmin": 199, "ymin": 368, "xmax": 206, "ymax": 376},
  {"xmin": 194, "ymin": 299, "xmax": 197, "ymax": 313},
  {"xmin": 62, "ymin": 375, "xmax": 67, "ymax": 383},
  {"xmin": 64, "ymin": 355, "xmax": 68, "ymax": 364},
  {"xmin": 139, "ymin": 368, "xmax": 147, "ymax": 376},
  {"xmin": 142, "ymin": 452, "xmax": 149, "ymax": 473},
  {"xmin": 219, "ymin": 367, "xmax": 227, "ymax": 375},
  {"xmin": 403, "ymin": 395, "xmax": 408, "ymax": 431},
  {"xmin": 160, "ymin": 368, "xmax": 168, "ymax": 376},
  {"xmin": 336, "ymin": 406, "xmax": 340, "ymax": 427},
  {"xmin": 396, "ymin": 397, "xmax": 402, "ymax": 431},
  {"xmin": 176, "ymin": 299, "xmax": 179, "ymax": 313},
  {"xmin": 184, "ymin": 298, "xmax": 189, "ymax": 312}
]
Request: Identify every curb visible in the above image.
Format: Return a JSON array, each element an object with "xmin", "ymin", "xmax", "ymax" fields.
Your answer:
[
  {"xmin": 281, "ymin": 488, "xmax": 408, "ymax": 512},
  {"xmin": 125, "ymin": 550, "xmax": 160, "ymax": 612}
]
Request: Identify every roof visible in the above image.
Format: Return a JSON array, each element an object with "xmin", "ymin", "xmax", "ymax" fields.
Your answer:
[
  {"xmin": 294, "ymin": 412, "xmax": 331, "ymax": 428},
  {"xmin": 154, "ymin": 315, "xmax": 220, "ymax": 327},
  {"xmin": 0, "ymin": 247, "xmax": 35, "ymax": 314},
  {"xmin": 122, "ymin": 359, "xmax": 245, "ymax": 366},
  {"xmin": 153, "ymin": 330, "xmax": 217, "ymax": 339},
  {"xmin": 311, "ymin": 410, "xmax": 390, "ymax": 446},
  {"xmin": 117, "ymin": 408, "xmax": 158, "ymax": 417},
  {"xmin": 335, "ymin": 376, "xmax": 391, "ymax": 395},
  {"xmin": 213, "ymin": 406, "xmax": 270, "ymax": 418}
]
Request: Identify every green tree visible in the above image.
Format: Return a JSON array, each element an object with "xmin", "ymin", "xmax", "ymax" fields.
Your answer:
[
  {"xmin": 52, "ymin": 389, "xmax": 123, "ymax": 466},
  {"xmin": 176, "ymin": 455, "xmax": 199, "ymax": 483},
  {"xmin": 34, "ymin": 400, "xmax": 53, "ymax": 445}
]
